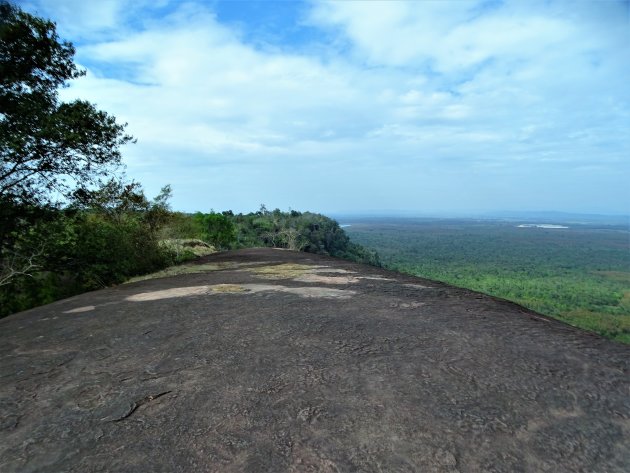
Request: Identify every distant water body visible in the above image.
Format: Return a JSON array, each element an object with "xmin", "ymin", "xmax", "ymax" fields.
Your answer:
[
  {"xmin": 517, "ymin": 224, "xmax": 569, "ymax": 229},
  {"xmin": 340, "ymin": 224, "xmax": 352, "ymax": 228}
]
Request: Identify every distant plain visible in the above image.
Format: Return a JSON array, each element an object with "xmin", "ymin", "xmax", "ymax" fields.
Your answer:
[{"xmin": 343, "ymin": 217, "xmax": 630, "ymax": 343}]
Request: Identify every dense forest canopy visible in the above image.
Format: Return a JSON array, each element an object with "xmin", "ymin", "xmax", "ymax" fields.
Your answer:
[{"xmin": 346, "ymin": 219, "xmax": 630, "ymax": 344}]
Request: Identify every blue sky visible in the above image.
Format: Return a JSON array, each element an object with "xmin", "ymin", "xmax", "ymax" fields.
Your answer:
[{"xmin": 19, "ymin": 0, "xmax": 630, "ymax": 215}]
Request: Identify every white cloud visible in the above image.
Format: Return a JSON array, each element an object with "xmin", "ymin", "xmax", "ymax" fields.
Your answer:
[
  {"xmin": 21, "ymin": 0, "xmax": 630, "ymax": 214},
  {"xmin": 23, "ymin": 0, "xmax": 126, "ymax": 38}
]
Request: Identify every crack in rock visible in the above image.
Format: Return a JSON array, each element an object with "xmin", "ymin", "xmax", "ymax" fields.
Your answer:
[{"xmin": 112, "ymin": 391, "xmax": 172, "ymax": 422}]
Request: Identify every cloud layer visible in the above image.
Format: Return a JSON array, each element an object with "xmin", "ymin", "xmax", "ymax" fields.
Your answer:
[{"xmin": 22, "ymin": 0, "xmax": 630, "ymax": 214}]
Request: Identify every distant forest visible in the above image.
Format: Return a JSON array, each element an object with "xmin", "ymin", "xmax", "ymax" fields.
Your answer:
[{"xmin": 345, "ymin": 219, "xmax": 630, "ymax": 344}]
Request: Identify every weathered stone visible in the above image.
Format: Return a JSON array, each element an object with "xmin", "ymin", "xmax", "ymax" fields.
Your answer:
[{"xmin": 1, "ymin": 248, "xmax": 628, "ymax": 472}]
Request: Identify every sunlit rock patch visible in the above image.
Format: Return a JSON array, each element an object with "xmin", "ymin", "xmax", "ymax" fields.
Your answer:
[
  {"xmin": 125, "ymin": 283, "xmax": 355, "ymax": 302},
  {"xmin": 404, "ymin": 283, "xmax": 433, "ymax": 289},
  {"xmin": 211, "ymin": 284, "xmax": 248, "ymax": 293},
  {"xmin": 63, "ymin": 306, "xmax": 96, "ymax": 314},
  {"xmin": 127, "ymin": 260, "xmax": 372, "ymax": 287},
  {"xmin": 65, "ymin": 260, "xmax": 403, "ymax": 314},
  {"xmin": 293, "ymin": 274, "xmax": 360, "ymax": 284},
  {"xmin": 246, "ymin": 263, "xmax": 328, "ymax": 279},
  {"xmin": 390, "ymin": 301, "xmax": 426, "ymax": 309},
  {"xmin": 126, "ymin": 286, "xmax": 210, "ymax": 301},
  {"xmin": 125, "ymin": 261, "xmax": 271, "ymax": 283},
  {"xmin": 251, "ymin": 263, "xmax": 358, "ymax": 277}
]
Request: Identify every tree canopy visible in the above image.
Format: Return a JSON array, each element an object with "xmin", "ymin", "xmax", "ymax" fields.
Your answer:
[{"xmin": 0, "ymin": 1, "xmax": 133, "ymax": 205}]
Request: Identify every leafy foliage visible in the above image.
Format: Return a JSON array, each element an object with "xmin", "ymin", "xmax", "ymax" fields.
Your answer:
[
  {"xmin": 0, "ymin": 2, "xmax": 148, "ymax": 316},
  {"xmin": 0, "ymin": 181, "xmax": 181, "ymax": 317},
  {"xmin": 210, "ymin": 207, "xmax": 381, "ymax": 265},
  {"xmin": 0, "ymin": 201, "xmax": 381, "ymax": 317},
  {"xmin": 193, "ymin": 212, "xmax": 236, "ymax": 249},
  {"xmin": 0, "ymin": 2, "xmax": 133, "ymax": 205},
  {"xmin": 152, "ymin": 206, "xmax": 381, "ymax": 265}
]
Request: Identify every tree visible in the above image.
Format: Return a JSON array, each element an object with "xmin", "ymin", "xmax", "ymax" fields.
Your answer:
[
  {"xmin": 71, "ymin": 178, "xmax": 149, "ymax": 221},
  {"xmin": 277, "ymin": 228, "xmax": 307, "ymax": 251},
  {"xmin": 0, "ymin": 243, "xmax": 43, "ymax": 287},
  {"xmin": 0, "ymin": 1, "xmax": 134, "ymax": 205},
  {"xmin": 0, "ymin": 2, "xmax": 136, "ymax": 296},
  {"xmin": 194, "ymin": 212, "xmax": 236, "ymax": 249}
]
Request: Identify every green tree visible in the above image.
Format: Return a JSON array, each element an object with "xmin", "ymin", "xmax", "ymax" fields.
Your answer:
[
  {"xmin": 195, "ymin": 212, "xmax": 236, "ymax": 249},
  {"xmin": 0, "ymin": 1, "xmax": 134, "ymax": 205},
  {"xmin": 71, "ymin": 178, "xmax": 149, "ymax": 221},
  {"xmin": 0, "ymin": 2, "xmax": 136, "ymax": 292}
]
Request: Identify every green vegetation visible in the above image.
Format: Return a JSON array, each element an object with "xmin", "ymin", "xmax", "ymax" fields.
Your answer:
[
  {"xmin": 0, "ymin": 180, "xmax": 195, "ymax": 316},
  {"xmin": 177, "ymin": 207, "xmax": 381, "ymax": 265},
  {"xmin": 344, "ymin": 218, "xmax": 630, "ymax": 343},
  {"xmin": 0, "ymin": 2, "xmax": 133, "ymax": 204},
  {"xmin": 227, "ymin": 206, "xmax": 380, "ymax": 265},
  {"xmin": 0, "ymin": 201, "xmax": 379, "ymax": 317},
  {"xmin": 0, "ymin": 3, "xmax": 168, "ymax": 316}
]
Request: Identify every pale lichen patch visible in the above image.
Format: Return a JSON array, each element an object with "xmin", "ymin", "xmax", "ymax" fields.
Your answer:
[
  {"xmin": 210, "ymin": 284, "xmax": 247, "ymax": 293},
  {"xmin": 63, "ymin": 306, "xmax": 95, "ymax": 314},
  {"xmin": 404, "ymin": 283, "xmax": 433, "ymax": 289},
  {"xmin": 126, "ymin": 286, "xmax": 211, "ymax": 301},
  {"xmin": 293, "ymin": 274, "xmax": 360, "ymax": 285},
  {"xmin": 247, "ymin": 264, "xmax": 360, "ymax": 283},
  {"xmin": 126, "ymin": 283, "xmax": 355, "ymax": 302},
  {"xmin": 242, "ymin": 284, "xmax": 355, "ymax": 299},
  {"xmin": 125, "ymin": 261, "xmax": 269, "ymax": 283},
  {"xmin": 286, "ymin": 286, "xmax": 354, "ymax": 299},
  {"xmin": 247, "ymin": 263, "xmax": 326, "ymax": 279},
  {"xmin": 390, "ymin": 301, "xmax": 425, "ymax": 309},
  {"xmin": 311, "ymin": 268, "xmax": 356, "ymax": 275}
]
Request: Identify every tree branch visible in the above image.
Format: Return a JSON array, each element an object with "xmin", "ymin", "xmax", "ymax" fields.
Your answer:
[{"xmin": 0, "ymin": 246, "xmax": 45, "ymax": 287}]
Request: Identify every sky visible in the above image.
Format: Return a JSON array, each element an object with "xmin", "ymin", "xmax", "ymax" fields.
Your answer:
[{"xmin": 18, "ymin": 0, "xmax": 630, "ymax": 216}]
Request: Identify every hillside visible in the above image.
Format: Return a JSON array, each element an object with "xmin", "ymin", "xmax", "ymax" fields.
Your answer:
[{"xmin": 1, "ymin": 248, "xmax": 629, "ymax": 472}]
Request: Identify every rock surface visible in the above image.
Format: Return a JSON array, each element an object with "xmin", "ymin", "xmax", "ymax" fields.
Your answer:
[{"xmin": 1, "ymin": 248, "xmax": 629, "ymax": 472}]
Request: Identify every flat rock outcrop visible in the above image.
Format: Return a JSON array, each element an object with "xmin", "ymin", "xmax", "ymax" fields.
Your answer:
[{"xmin": 1, "ymin": 248, "xmax": 629, "ymax": 472}]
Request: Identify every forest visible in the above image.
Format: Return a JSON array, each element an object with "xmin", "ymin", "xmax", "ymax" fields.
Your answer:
[
  {"xmin": 343, "ymin": 218, "xmax": 630, "ymax": 343},
  {"xmin": 0, "ymin": 196, "xmax": 379, "ymax": 318}
]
